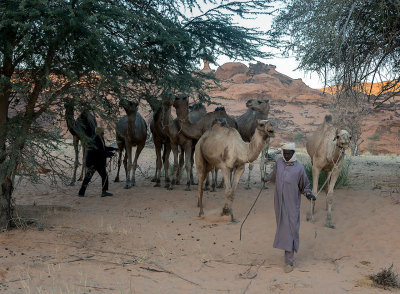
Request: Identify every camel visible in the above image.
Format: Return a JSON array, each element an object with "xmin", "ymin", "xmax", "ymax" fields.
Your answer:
[
  {"xmin": 306, "ymin": 115, "xmax": 351, "ymax": 228},
  {"xmin": 65, "ymin": 100, "xmax": 97, "ymax": 186},
  {"xmin": 149, "ymin": 107, "xmax": 172, "ymax": 187},
  {"xmin": 195, "ymin": 118, "xmax": 275, "ymax": 221},
  {"xmin": 236, "ymin": 99, "xmax": 270, "ymax": 189},
  {"xmin": 162, "ymin": 96, "xmax": 193, "ymax": 191},
  {"xmin": 173, "ymin": 96, "xmax": 237, "ymax": 189},
  {"xmin": 115, "ymin": 99, "xmax": 148, "ymax": 189},
  {"xmin": 173, "ymin": 96, "xmax": 238, "ymax": 140}
]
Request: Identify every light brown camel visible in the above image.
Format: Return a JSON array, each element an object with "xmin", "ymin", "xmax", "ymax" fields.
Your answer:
[
  {"xmin": 162, "ymin": 96, "xmax": 193, "ymax": 191},
  {"xmin": 149, "ymin": 107, "xmax": 172, "ymax": 187},
  {"xmin": 173, "ymin": 96, "xmax": 238, "ymax": 190},
  {"xmin": 236, "ymin": 99, "xmax": 270, "ymax": 189},
  {"xmin": 306, "ymin": 115, "xmax": 351, "ymax": 228},
  {"xmin": 65, "ymin": 100, "xmax": 97, "ymax": 186},
  {"xmin": 115, "ymin": 99, "xmax": 148, "ymax": 189},
  {"xmin": 195, "ymin": 118, "xmax": 275, "ymax": 221}
]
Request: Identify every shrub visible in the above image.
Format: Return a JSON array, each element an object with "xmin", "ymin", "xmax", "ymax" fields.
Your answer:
[
  {"xmin": 370, "ymin": 264, "xmax": 400, "ymax": 290},
  {"xmin": 293, "ymin": 132, "xmax": 304, "ymax": 142},
  {"xmin": 301, "ymin": 158, "xmax": 351, "ymax": 191},
  {"xmin": 368, "ymin": 133, "xmax": 380, "ymax": 141}
]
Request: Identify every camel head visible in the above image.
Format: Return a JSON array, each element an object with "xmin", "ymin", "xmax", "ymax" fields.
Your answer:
[
  {"xmin": 256, "ymin": 119, "xmax": 275, "ymax": 138},
  {"xmin": 246, "ymin": 99, "xmax": 270, "ymax": 114},
  {"xmin": 188, "ymin": 102, "xmax": 206, "ymax": 113},
  {"xmin": 211, "ymin": 117, "xmax": 228, "ymax": 127},
  {"xmin": 119, "ymin": 99, "xmax": 138, "ymax": 115},
  {"xmin": 334, "ymin": 129, "xmax": 351, "ymax": 149},
  {"xmin": 172, "ymin": 94, "xmax": 189, "ymax": 109}
]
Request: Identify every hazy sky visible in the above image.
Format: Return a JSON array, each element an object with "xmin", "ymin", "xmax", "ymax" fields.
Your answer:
[{"xmin": 194, "ymin": 3, "xmax": 324, "ymax": 89}]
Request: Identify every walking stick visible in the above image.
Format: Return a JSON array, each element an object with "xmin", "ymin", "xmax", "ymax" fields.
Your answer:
[{"xmin": 240, "ymin": 182, "xmax": 265, "ymax": 241}]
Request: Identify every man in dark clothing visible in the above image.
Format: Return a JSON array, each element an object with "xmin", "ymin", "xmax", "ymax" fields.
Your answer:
[
  {"xmin": 263, "ymin": 142, "xmax": 316, "ymax": 273},
  {"xmin": 78, "ymin": 127, "xmax": 116, "ymax": 197}
]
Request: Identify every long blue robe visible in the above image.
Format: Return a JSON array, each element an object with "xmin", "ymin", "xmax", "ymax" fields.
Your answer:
[{"xmin": 265, "ymin": 157, "xmax": 311, "ymax": 252}]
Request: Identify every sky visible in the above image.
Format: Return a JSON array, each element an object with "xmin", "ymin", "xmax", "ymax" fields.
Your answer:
[{"xmin": 193, "ymin": 2, "xmax": 325, "ymax": 89}]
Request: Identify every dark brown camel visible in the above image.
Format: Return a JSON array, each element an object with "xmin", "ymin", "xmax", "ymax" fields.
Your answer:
[
  {"xmin": 149, "ymin": 107, "xmax": 172, "ymax": 187},
  {"xmin": 65, "ymin": 99, "xmax": 97, "ymax": 186},
  {"xmin": 185, "ymin": 102, "xmax": 207, "ymax": 184},
  {"xmin": 173, "ymin": 96, "xmax": 237, "ymax": 190},
  {"xmin": 162, "ymin": 96, "xmax": 193, "ymax": 191},
  {"xmin": 115, "ymin": 99, "xmax": 147, "ymax": 189},
  {"xmin": 174, "ymin": 96, "xmax": 238, "ymax": 140},
  {"xmin": 236, "ymin": 99, "xmax": 270, "ymax": 189}
]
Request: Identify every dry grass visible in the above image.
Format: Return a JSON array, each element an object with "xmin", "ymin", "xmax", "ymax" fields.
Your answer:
[{"xmin": 370, "ymin": 264, "xmax": 400, "ymax": 290}]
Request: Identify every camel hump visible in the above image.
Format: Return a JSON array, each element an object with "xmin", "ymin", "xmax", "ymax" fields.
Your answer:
[
  {"xmin": 214, "ymin": 106, "xmax": 226, "ymax": 112},
  {"xmin": 324, "ymin": 115, "xmax": 333, "ymax": 123}
]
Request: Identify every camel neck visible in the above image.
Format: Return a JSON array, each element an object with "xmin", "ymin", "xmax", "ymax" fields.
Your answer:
[
  {"xmin": 246, "ymin": 129, "xmax": 267, "ymax": 163},
  {"xmin": 127, "ymin": 112, "xmax": 137, "ymax": 138}
]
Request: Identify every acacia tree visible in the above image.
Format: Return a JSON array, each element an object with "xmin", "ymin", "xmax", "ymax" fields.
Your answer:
[
  {"xmin": 269, "ymin": 0, "xmax": 400, "ymax": 155},
  {"xmin": 0, "ymin": 0, "xmax": 274, "ymax": 229}
]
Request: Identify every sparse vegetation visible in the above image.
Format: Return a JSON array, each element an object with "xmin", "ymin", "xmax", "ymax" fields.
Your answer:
[
  {"xmin": 293, "ymin": 132, "xmax": 304, "ymax": 142},
  {"xmin": 301, "ymin": 158, "xmax": 351, "ymax": 191},
  {"xmin": 370, "ymin": 264, "xmax": 400, "ymax": 290},
  {"xmin": 368, "ymin": 133, "xmax": 381, "ymax": 141}
]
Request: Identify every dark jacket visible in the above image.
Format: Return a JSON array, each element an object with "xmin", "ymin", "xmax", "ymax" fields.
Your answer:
[{"xmin": 85, "ymin": 135, "xmax": 114, "ymax": 168}]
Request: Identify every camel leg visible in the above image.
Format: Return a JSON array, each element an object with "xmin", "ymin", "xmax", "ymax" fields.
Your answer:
[
  {"xmin": 195, "ymin": 150, "xmax": 208, "ymax": 217},
  {"xmin": 245, "ymin": 163, "xmax": 253, "ymax": 190},
  {"xmin": 78, "ymin": 143, "xmax": 86, "ymax": 181},
  {"xmin": 217, "ymin": 169, "xmax": 225, "ymax": 189},
  {"xmin": 307, "ymin": 165, "xmax": 320, "ymax": 222},
  {"xmin": 228, "ymin": 166, "xmax": 245, "ymax": 222},
  {"xmin": 204, "ymin": 173, "xmax": 210, "ymax": 191},
  {"xmin": 114, "ymin": 149, "xmax": 123, "ymax": 182},
  {"xmin": 325, "ymin": 167, "xmax": 340, "ymax": 229},
  {"xmin": 124, "ymin": 145, "xmax": 133, "ymax": 189},
  {"xmin": 211, "ymin": 169, "xmax": 217, "ymax": 192},
  {"xmin": 152, "ymin": 141, "xmax": 162, "ymax": 187},
  {"xmin": 260, "ymin": 142, "xmax": 269, "ymax": 180},
  {"xmin": 131, "ymin": 143, "xmax": 145, "ymax": 187},
  {"xmin": 163, "ymin": 144, "xmax": 171, "ymax": 185},
  {"xmin": 221, "ymin": 167, "xmax": 234, "ymax": 220},
  {"xmin": 190, "ymin": 146, "xmax": 197, "ymax": 185},
  {"xmin": 69, "ymin": 136, "xmax": 80, "ymax": 186},
  {"xmin": 168, "ymin": 144, "xmax": 179, "ymax": 190},
  {"xmin": 176, "ymin": 147, "xmax": 184, "ymax": 185},
  {"xmin": 183, "ymin": 143, "xmax": 192, "ymax": 191},
  {"xmin": 324, "ymin": 170, "xmax": 330, "ymax": 210}
]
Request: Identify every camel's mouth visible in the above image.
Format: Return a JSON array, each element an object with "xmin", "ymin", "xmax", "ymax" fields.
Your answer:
[{"xmin": 267, "ymin": 130, "xmax": 275, "ymax": 137}]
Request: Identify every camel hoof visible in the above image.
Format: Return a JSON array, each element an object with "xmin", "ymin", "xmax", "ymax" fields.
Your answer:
[
  {"xmin": 68, "ymin": 182, "xmax": 75, "ymax": 187},
  {"xmin": 124, "ymin": 184, "xmax": 132, "ymax": 189},
  {"xmin": 114, "ymin": 178, "xmax": 120, "ymax": 183},
  {"xmin": 166, "ymin": 185, "xmax": 173, "ymax": 191},
  {"xmin": 325, "ymin": 222, "xmax": 335, "ymax": 229},
  {"xmin": 150, "ymin": 178, "xmax": 156, "ymax": 183},
  {"xmin": 211, "ymin": 187, "xmax": 216, "ymax": 192},
  {"xmin": 153, "ymin": 182, "xmax": 161, "ymax": 187},
  {"xmin": 221, "ymin": 207, "xmax": 230, "ymax": 216},
  {"xmin": 204, "ymin": 186, "xmax": 210, "ymax": 191},
  {"xmin": 198, "ymin": 211, "xmax": 204, "ymax": 217},
  {"xmin": 245, "ymin": 186, "xmax": 251, "ymax": 190},
  {"xmin": 217, "ymin": 184, "xmax": 224, "ymax": 189},
  {"xmin": 185, "ymin": 187, "xmax": 191, "ymax": 191}
]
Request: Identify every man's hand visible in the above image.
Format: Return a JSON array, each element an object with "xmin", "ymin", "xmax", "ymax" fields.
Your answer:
[
  {"xmin": 306, "ymin": 192, "xmax": 316, "ymax": 201},
  {"xmin": 262, "ymin": 176, "xmax": 269, "ymax": 183}
]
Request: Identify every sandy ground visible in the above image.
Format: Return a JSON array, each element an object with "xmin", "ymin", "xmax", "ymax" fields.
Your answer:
[{"xmin": 1, "ymin": 146, "xmax": 400, "ymax": 294}]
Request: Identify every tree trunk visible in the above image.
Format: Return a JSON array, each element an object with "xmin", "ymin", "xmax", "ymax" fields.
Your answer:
[{"xmin": 0, "ymin": 174, "xmax": 13, "ymax": 230}]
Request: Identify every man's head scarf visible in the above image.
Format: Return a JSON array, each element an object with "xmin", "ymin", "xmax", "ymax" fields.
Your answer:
[{"xmin": 281, "ymin": 142, "xmax": 296, "ymax": 163}]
